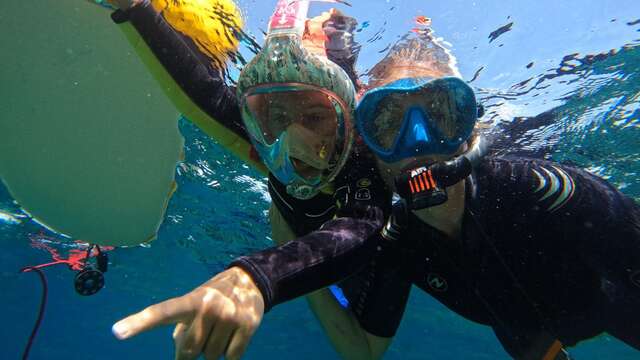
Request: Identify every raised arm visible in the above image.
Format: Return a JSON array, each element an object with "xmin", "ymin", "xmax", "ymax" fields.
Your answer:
[
  {"xmin": 108, "ymin": 0, "xmax": 266, "ymax": 172},
  {"xmin": 112, "ymin": 1, "xmax": 241, "ymax": 124}
]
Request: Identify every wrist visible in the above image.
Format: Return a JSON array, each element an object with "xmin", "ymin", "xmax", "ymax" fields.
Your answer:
[
  {"xmin": 228, "ymin": 266, "xmax": 265, "ymax": 302},
  {"xmin": 227, "ymin": 258, "xmax": 274, "ymax": 311},
  {"xmin": 228, "ymin": 266, "xmax": 256, "ymax": 286}
]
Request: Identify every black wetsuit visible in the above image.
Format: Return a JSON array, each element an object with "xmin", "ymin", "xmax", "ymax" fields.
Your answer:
[{"xmin": 233, "ymin": 156, "xmax": 640, "ymax": 359}]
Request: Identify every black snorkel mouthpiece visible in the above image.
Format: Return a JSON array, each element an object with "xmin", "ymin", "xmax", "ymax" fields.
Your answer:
[{"xmin": 394, "ymin": 156, "xmax": 472, "ymax": 210}]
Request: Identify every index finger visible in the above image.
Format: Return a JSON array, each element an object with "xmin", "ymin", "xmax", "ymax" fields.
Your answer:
[{"xmin": 112, "ymin": 295, "xmax": 195, "ymax": 340}]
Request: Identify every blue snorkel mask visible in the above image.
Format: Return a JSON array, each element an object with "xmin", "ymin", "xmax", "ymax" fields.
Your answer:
[
  {"xmin": 357, "ymin": 76, "xmax": 480, "ymax": 163},
  {"xmin": 357, "ymin": 76, "xmax": 486, "ymax": 210}
]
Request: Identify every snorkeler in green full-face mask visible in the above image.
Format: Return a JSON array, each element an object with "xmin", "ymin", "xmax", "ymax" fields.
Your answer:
[
  {"xmin": 235, "ymin": 1, "xmax": 357, "ymax": 200},
  {"xmin": 106, "ymin": 1, "xmax": 391, "ymax": 358}
]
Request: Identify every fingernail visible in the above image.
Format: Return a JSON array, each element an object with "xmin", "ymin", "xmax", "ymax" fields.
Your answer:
[{"xmin": 112, "ymin": 321, "xmax": 129, "ymax": 339}]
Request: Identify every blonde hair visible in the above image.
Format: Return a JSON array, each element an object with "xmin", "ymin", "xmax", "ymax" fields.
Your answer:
[{"xmin": 367, "ymin": 30, "xmax": 461, "ymax": 88}]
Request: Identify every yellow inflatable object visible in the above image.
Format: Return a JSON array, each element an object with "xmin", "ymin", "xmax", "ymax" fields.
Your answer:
[
  {"xmin": 0, "ymin": 0, "xmax": 255, "ymax": 247},
  {"xmin": 150, "ymin": 0, "xmax": 243, "ymax": 70}
]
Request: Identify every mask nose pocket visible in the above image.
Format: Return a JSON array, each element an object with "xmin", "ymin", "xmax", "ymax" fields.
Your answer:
[
  {"xmin": 395, "ymin": 106, "xmax": 432, "ymax": 154},
  {"xmin": 407, "ymin": 107, "xmax": 430, "ymax": 143}
]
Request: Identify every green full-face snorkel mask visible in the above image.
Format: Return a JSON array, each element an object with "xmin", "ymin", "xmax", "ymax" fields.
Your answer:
[{"xmin": 237, "ymin": 0, "xmax": 356, "ymax": 200}]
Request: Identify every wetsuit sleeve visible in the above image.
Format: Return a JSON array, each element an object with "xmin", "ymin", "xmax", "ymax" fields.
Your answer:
[
  {"xmin": 232, "ymin": 143, "xmax": 392, "ymax": 311},
  {"xmin": 230, "ymin": 206, "xmax": 384, "ymax": 311},
  {"xmin": 111, "ymin": 1, "xmax": 247, "ymax": 140}
]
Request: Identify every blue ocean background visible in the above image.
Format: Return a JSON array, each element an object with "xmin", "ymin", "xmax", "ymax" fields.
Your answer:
[{"xmin": 2, "ymin": 0, "xmax": 640, "ymax": 358}]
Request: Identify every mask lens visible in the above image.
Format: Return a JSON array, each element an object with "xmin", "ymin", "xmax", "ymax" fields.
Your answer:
[
  {"xmin": 244, "ymin": 90, "xmax": 339, "ymax": 145},
  {"xmin": 418, "ymin": 79, "xmax": 476, "ymax": 144},
  {"xmin": 368, "ymin": 96, "xmax": 407, "ymax": 151},
  {"xmin": 365, "ymin": 78, "xmax": 477, "ymax": 155},
  {"xmin": 244, "ymin": 93, "xmax": 291, "ymax": 145},
  {"xmin": 242, "ymin": 88, "xmax": 346, "ymax": 183}
]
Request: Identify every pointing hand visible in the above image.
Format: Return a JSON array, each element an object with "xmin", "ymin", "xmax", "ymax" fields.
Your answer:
[{"xmin": 113, "ymin": 267, "xmax": 264, "ymax": 360}]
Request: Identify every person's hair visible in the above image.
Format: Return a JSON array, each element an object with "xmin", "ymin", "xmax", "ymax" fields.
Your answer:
[{"xmin": 367, "ymin": 29, "xmax": 461, "ymax": 88}]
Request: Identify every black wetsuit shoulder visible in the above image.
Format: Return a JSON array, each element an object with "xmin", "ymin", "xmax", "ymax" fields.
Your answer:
[{"xmin": 391, "ymin": 156, "xmax": 640, "ymax": 356}]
